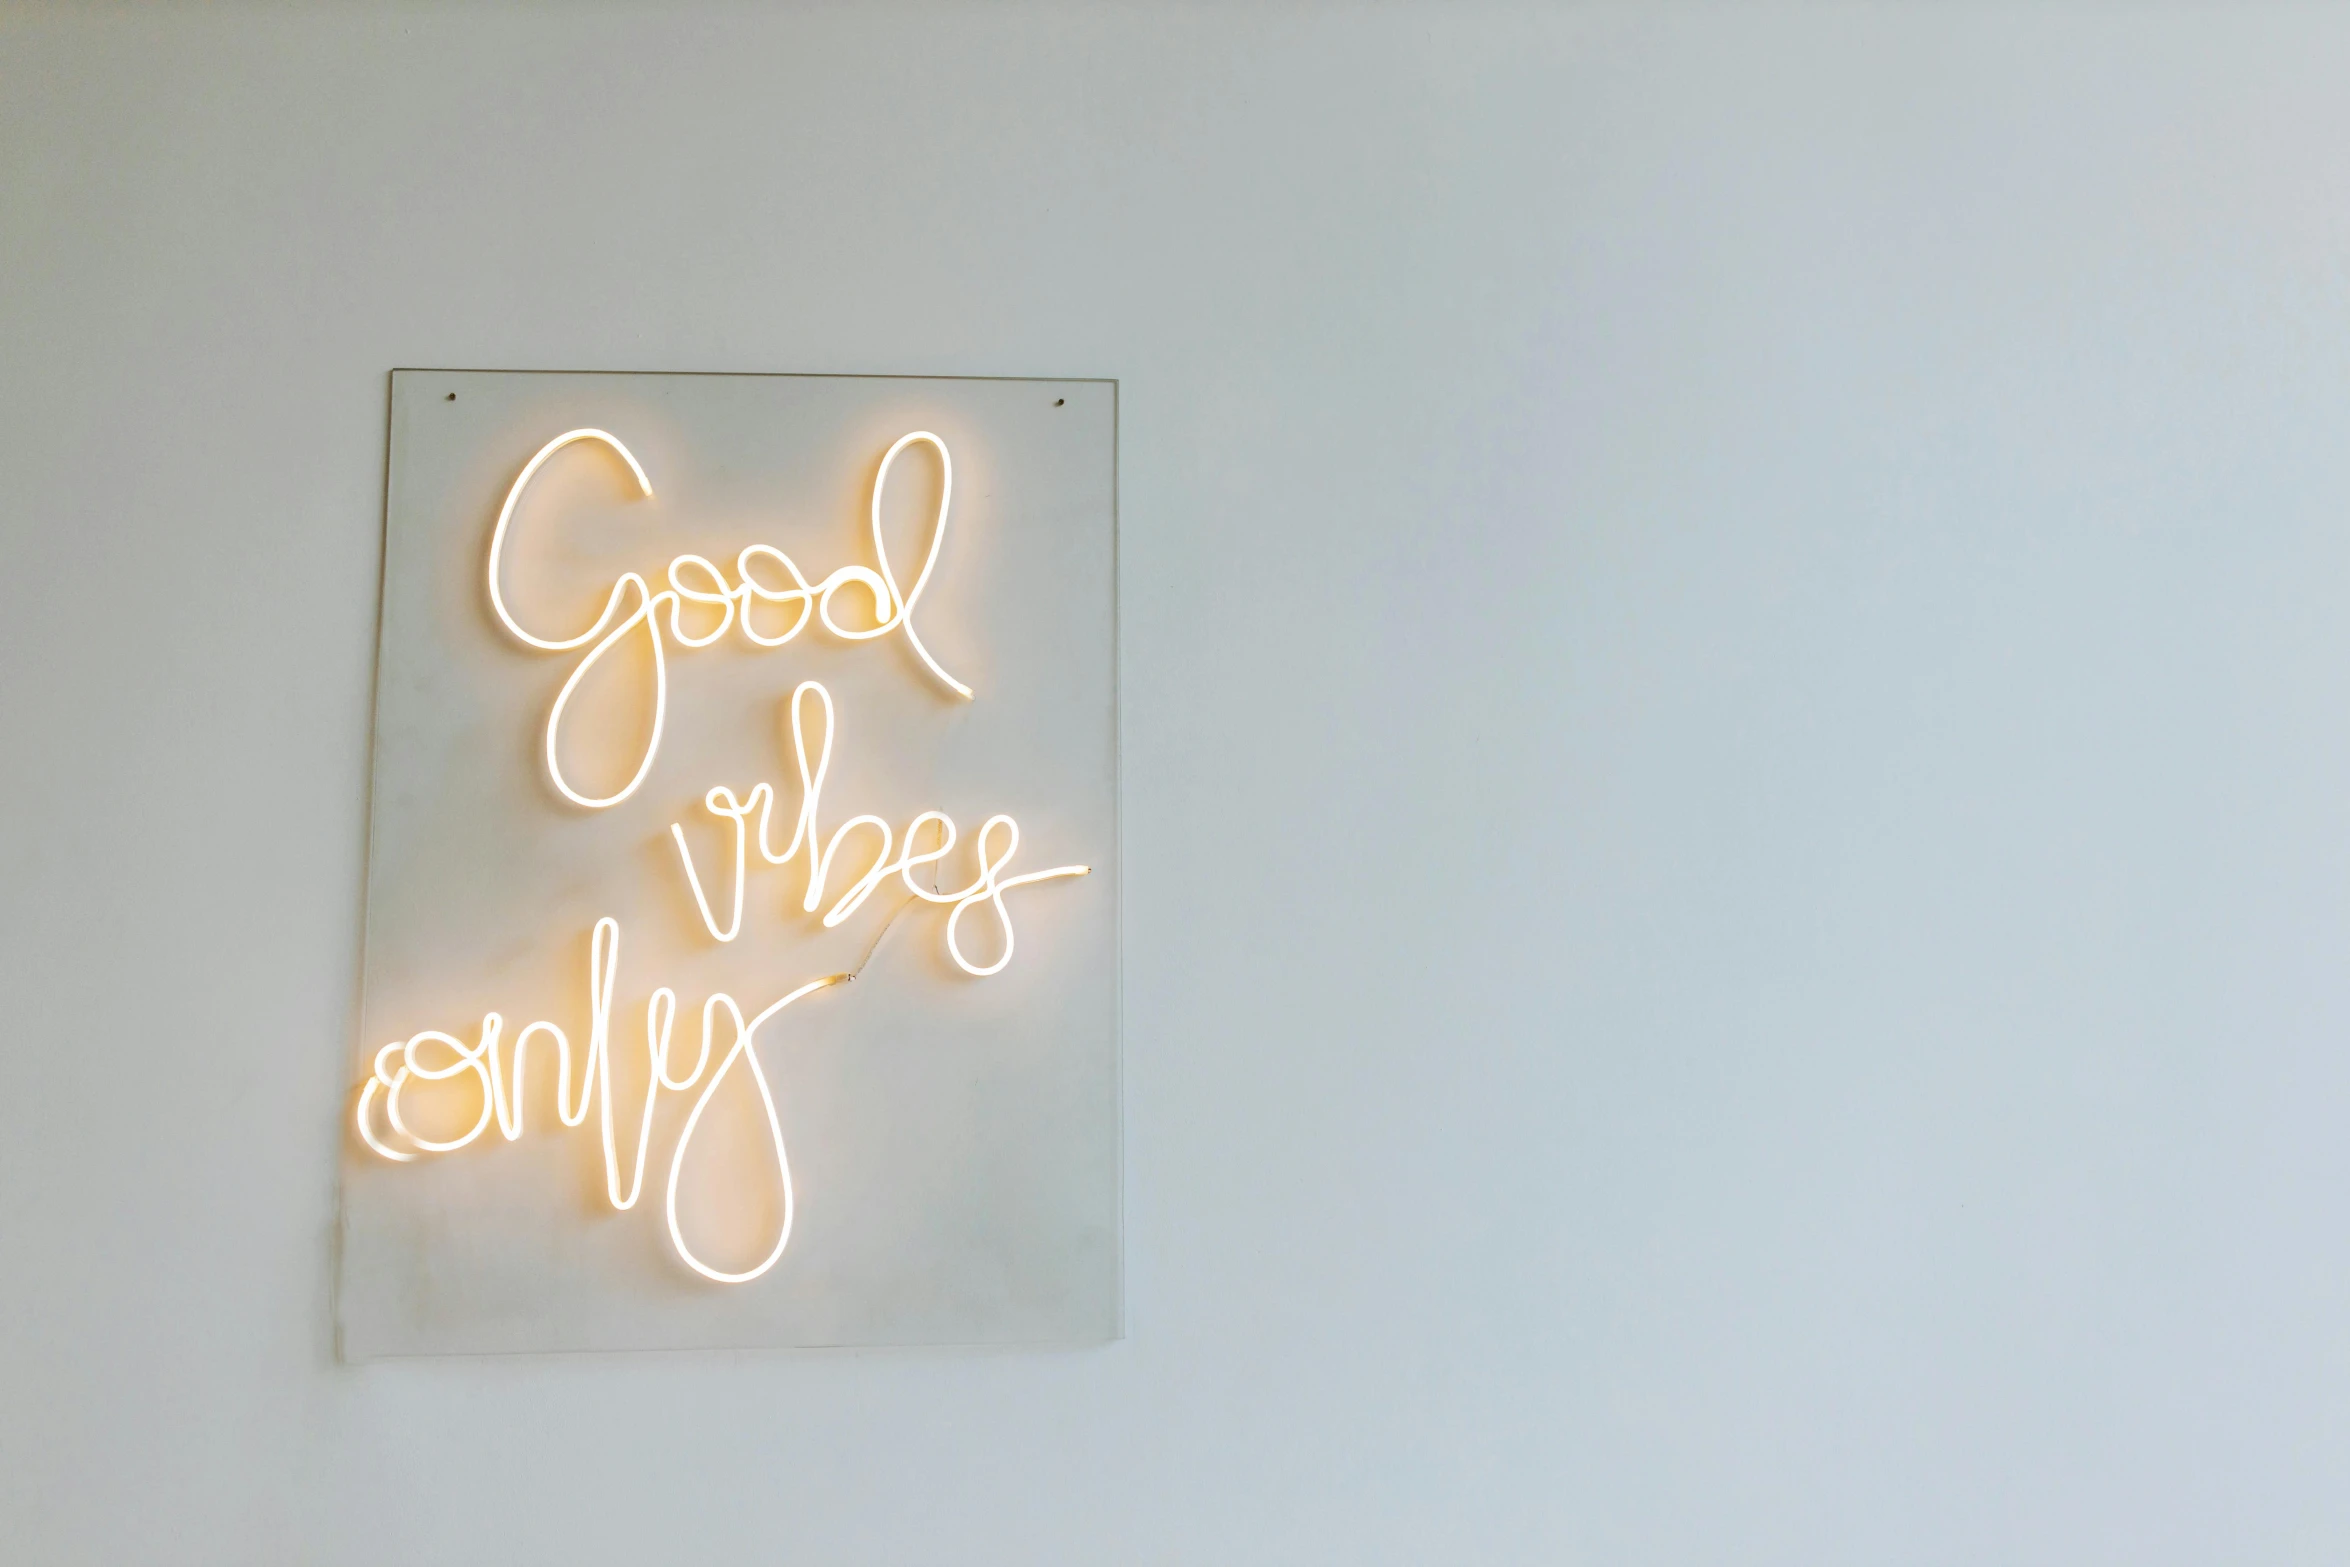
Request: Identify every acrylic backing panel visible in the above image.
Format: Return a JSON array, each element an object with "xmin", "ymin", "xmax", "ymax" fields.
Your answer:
[{"xmin": 339, "ymin": 371, "xmax": 1119, "ymax": 1358}]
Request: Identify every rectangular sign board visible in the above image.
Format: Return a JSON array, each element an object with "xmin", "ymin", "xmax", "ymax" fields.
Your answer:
[{"xmin": 339, "ymin": 370, "xmax": 1119, "ymax": 1358}]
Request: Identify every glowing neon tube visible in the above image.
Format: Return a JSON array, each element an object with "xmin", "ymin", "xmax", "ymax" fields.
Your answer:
[
  {"xmin": 353, "ymin": 919, "xmax": 847, "ymax": 1283},
  {"xmin": 667, "ymin": 680, "xmax": 1090, "ymax": 972},
  {"xmin": 488, "ymin": 429, "xmax": 973, "ymax": 810}
]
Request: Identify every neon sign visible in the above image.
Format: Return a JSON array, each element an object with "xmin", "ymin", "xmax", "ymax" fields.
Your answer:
[{"xmin": 355, "ymin": 427, "xmax": 1088, "ymax": 1285}]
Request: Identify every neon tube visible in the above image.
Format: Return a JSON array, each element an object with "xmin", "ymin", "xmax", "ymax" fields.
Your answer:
[
  {"xmin": 663, "ymin": 976, "xmax": 845, "ymax": 1285},
  {"xmin": 354, "ymin": 918, "xmax": 849, "ymax": 1283},
  {"xmin": 667, "ymin": 680, "xmax": 1089, "ymax": 971},
  {"xmin": 489, "ymin": 429, "xmax": 973, "ymax": 810}
]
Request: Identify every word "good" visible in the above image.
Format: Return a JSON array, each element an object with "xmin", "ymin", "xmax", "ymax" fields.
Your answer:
[{"xmin": 489, "ymin": 427, "xmax": 971, "ymax": 809}]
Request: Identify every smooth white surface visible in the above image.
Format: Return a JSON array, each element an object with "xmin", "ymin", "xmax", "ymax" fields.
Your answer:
[
  {"xmin": 344, "ymin": 370, "xmax": 1117, "ymax": 1352},
  {"xmin": 7, "ymin": 4, "xmax": 2350, "ymax": 1561}
]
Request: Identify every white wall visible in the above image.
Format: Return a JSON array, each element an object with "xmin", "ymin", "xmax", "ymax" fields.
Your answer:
[{"xmin": 7, "ymin": 5, "xmax": 2350, "ymax": 1561}]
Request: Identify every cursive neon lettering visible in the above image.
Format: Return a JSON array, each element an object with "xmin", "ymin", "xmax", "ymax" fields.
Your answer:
[
  {"xmin": 668, "ymin": 679, "xmax": 1088, "ymax": 974},
  {"xmin": 361, "ymin": 417, "xmax": 1095, "ymax": 1290},
  {"xmin": 489, "ymin": 428, "xmax": 972, "ymax": 809},
  {"xmin": 355, "ymin": 917, "xmax": 844, "ymax": 1281}
]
